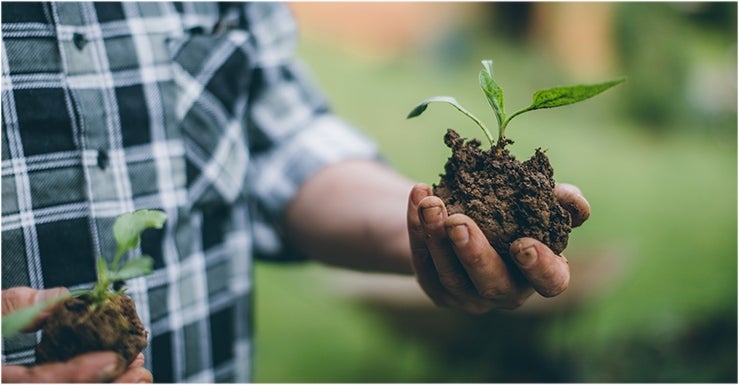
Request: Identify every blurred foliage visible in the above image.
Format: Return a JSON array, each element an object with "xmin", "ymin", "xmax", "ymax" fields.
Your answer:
[
  {"xmin": 254, "ymin": 3, "xmax": 736, "ymax": 383},
  {"xmin": 614, "ymin": 2, "xmax": 737, "ymax": 135},
  {"xmin": 615, "ymin": 3, "xmax": 692, "ymax": 129}
]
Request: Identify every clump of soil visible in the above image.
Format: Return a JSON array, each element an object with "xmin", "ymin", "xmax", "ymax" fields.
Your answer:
[
  {"xmin": 35, "ymin": 293, "xmax": 147, "ymax": 366},
  {"xmin": 433, "ymin": 129, "xmax": 572, "ymax": 259}
]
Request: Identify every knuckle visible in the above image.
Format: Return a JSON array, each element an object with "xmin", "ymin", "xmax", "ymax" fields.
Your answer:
[
  {"xmin": 460, "ymin": 251, "xmax": 487, "ymax": 269},
  {"xmin": 540, "ymin": 279, "xmax": 569, "ymax": 298},
  {"xmin": 2, "ymin": 295, "xmax": 17, "ymax": 314},
  {"xmin": 479, "ymin": 287, "xmax": 505, "ymax": 300},
  {"xmin": 29, "ymin": 365, "xmax": 59, "ymax": 383},
  {"xmin": 438, "ymin": 272, "xmax": 471, "ymax": 291},
  {"xmin": 2, "ymin": 287, "xmax": 33, "ymax": 314},
  {"xmin": 408, "ymin": 224, "xmax": 426, "ymax": 240},
  {"xmin": 478, "ymin": 280, "xmax": 514, "ymax": 300}
]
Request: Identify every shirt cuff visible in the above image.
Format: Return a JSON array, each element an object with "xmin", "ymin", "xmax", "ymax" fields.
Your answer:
[{"xmin": 248, "ymin": 114, "xmax": 381, "ymax": 261}]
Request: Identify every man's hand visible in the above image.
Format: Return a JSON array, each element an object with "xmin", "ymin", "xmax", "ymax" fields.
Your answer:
[
  {"xmin": 407, "ymin": 183, "xmax": 591, "ymax": 313},
  {"xmin": 1, "ymin": 287, "xmax": 153, "ymax": 383}
]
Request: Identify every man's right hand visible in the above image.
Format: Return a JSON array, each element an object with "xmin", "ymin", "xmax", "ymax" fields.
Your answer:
[
  {"xmin": 1, "ymin": 287, "xmax": 153, "ymax": 383},
  {"xmin": 406, "ymin": 183, "xmax": 590, "ymax": 313}
]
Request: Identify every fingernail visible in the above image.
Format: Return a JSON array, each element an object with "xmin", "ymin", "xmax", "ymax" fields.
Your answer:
[
  {"xmin": 98, "ymin": 363, "xmax": 118, "ymax": 382},
  {"xmin": 34, "ymin": 289, "xmax": 67, "ymax": 320},
  {"xmin": 448, "ymin": 224, "xmax": 469, "ymax": 246},
  {"xmin": 514, "ymin": 244, "xmax": 538, "ymax": 267},
  {"xmin": 97, "ymin": 356, "xmax": 124, "ymax": 381},
  {"xmin": 35, "ymin": 289, "xmax": 60, "ymax": 303},
  {"xmin": 411, "ymin": 184, "xmax": 431, "ymax": 205},
  {"xmin": 421, "ymin": 206, "xmax": 442, "ymax": 225}
]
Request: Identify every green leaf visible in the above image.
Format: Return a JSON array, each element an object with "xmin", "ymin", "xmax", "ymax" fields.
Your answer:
[
  {"xmin": 2, "ymin": 295, "xmax": 69, "ymax": 338},
  {"xmin": 406, "ymin": 96, "xmax": 495, "ymax": 146},
  {"xmin": 504, "ymin": 77, "xmax": 625, "ymax": 130},
  {"xmin": 108, "ymin": 256, "xmax": 154, "ymax": 282},
  {"xmin": 113, "ymin": 209, "xmax": 167, "ymax": 265},
  {"xmin": 526, "ymin": 77, "xmax": 625, "ymax": 111},
  {"xmin": 478, "ymin": 60, "xmax": 505, "ymax": 129},
  {"xmin": 407, "ymin": 96, "xmax": 477, "ymax": 121}
]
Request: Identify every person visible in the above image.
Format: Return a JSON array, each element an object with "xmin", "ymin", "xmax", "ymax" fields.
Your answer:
[{"xmin": 1, "ymin": 2, "xmax": 590, "ymax": 383}]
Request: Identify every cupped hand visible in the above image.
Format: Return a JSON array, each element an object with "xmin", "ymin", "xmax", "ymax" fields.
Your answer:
[
  {"xmin": 1, "ymin": 287, "xmax": 153, "ymax": 383},
  {"xmin": 406, "ymin": 183, "xmax": 590, "ymax": 313}
]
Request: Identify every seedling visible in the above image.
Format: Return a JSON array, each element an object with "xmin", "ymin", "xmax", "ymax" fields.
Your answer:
[
  {"xmin": 408, "ymin": 60, "xmax": 625, "ymax": 148},
  {"xmin": 92, "ymin": 209, "xmax": 166, "ymax": 307},
  {"xmin": 2, "ymin": 209, "xmax": 166, "ymax": 364},
  {"xmin": 406, "ymin": 60, "xmax": 623, "ymax": 262}
]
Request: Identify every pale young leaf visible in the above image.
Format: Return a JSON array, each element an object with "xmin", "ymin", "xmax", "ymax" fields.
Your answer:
[{"xmin": 113, "ymin": 209, "xmax": 167, "ymax": 261}]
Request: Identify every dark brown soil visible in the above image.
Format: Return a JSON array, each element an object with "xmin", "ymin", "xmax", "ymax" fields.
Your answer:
[
  {"xmin": 433, "ymin": 129, "xmax": 572, "ymax": 260},
  {"xmin": 35, "ymin": 293, "xmax": 147, "ymax": 366}
]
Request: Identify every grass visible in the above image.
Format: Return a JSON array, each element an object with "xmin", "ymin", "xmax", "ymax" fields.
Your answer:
[
  {"xmin": 254, "ymin": 19, "xmax": 737, "ymax": 382},
  {"xmin": 253, "ymin": 263, "xmax": 439, "ymax": 382}
]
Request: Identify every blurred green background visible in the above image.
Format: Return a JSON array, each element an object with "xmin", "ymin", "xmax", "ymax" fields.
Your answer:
[{"xmin": 254, "ymin": 2, "xmax": 737, "ymax": 382}]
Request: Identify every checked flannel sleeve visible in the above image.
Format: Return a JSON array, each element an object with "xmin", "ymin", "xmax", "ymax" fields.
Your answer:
[{"xmin": 2, "ymin": 2, "xmax": 379, "ymax": 382}]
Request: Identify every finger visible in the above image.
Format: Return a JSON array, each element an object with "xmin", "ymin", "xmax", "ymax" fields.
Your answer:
[
  {"xmin": 129, "ymin": 353, "xmax": 145, "ymax": 368},
  {"xmin": 446, "ymin": 214, "xmax": 530, "ymax": 310},
  {"xmin": 3, "ymin": 287, "xmax": 37, "ymax": 315},
  {"xmin": 555, "ymin": 183, "xmax": 590, "ymax": 227},
  {"xmin": 407, "ymin": 184, "xmax": 452, "ymax": 307},
  {"xmin": 510, "ymin": 238, "xmax": 570, "ymax": 297},
  {"xmin": 419, "ymin": 196, "xmax": 476, "ymax": 301},
  {"xmin": 2, "ymin": 287, "xmax": 69, "ymax": 332},
  {"xmin": 2, "ymin": 352, "xmax": 125, "ymax": 383},
  {"xmin": 114, "ymin": 353, "xmax": 151, "ymax": 383},
  {"xmin": 114, "ymin": 364, "xmax": 153, "ymax": 383},
  {"xmin": 407, "ymin": 184, "xmax": 432, "ymax": 260},
  {"xmin": 27, "ymin": 287, "xmax": 70, "ymax": 331}
]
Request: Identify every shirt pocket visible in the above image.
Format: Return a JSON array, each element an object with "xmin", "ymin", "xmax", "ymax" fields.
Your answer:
[{"xmin": 166, "ymin": 30, "xmax": 254, "ymax": 209}]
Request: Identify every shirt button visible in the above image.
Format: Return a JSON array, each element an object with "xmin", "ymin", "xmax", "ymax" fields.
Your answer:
[
  {"xmin": 97, "ymin": 149, "xmax": 109, "ymax": 170},
  {"xmin": 73, "ymin": 32, "xmax": 87, "ymax": 50}
]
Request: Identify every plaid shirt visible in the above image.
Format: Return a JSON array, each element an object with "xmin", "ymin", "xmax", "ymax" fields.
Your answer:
[{"xmin": 1, "ymin": 2, "xmax": 378, "ymax": 382}]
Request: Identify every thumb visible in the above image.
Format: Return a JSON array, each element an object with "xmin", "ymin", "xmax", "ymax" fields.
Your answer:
[
  {"xmin": 2, "ymin": 286, "xmax": 69, "ymax": 331},
  {"xmin": 510, "ymin": 238, "xmax": 570, "ymax": 298},
  {"xmin": 28, "ymin": 287, "xmax": 70, "ymax": 331},
  {"xmin": 35, "ymin": 287, "xmax": 69, "ymax": 303}
]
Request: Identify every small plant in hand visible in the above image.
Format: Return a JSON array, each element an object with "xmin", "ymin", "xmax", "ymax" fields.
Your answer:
[
  {"xmin": 2, "ymin": 209, "xmax": 167, "ymax": 366},
  {"xmin": 408, "ymin": 60, "xmax": 623, "ymax": 260}
]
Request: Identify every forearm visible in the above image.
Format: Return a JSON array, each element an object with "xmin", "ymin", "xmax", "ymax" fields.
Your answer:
[{"xmin": 284, "ymin": 160, "xmax": 415, "ymax": 274}]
